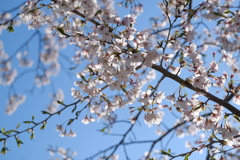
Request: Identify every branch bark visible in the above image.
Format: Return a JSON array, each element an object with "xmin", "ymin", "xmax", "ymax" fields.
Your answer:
[{"xmin": 151, "ymin": 64, "xmax": 240, "ymax": 117}]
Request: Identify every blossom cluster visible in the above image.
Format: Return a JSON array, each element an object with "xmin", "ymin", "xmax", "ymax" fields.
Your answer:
[
  {"xmin": 5, "ymin": 94, "xmax": 26, "ymax": 115},
  {"xmin": 55, "ymin": 124, "xmax": 76, "ymax": 138},
  {"xmin": 1, "ymin": 0, "xmax": 240, "ymax": 159},
  {"xmin": 21, "ymin": 0, "xmax": 239, "ymax": 145},
  {"xmin": 0, "ymin": 41, "xmax": 17, "ymax": 85},
  {"xmin": 48, "ymin": 146, "xmax": 77, "ymax": 160}
]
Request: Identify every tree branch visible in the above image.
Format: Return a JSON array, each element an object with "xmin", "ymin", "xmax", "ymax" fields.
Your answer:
[{"xmin": 151, "ymin": 64, "xmax": 240, "ymax": 117}]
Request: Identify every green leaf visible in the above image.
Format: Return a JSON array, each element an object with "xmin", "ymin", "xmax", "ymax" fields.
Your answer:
[
  {"xmin": 40, "ymin": 125, "xmax": 45, "ymax": 130},
  {"xmin": 72, "ymin": 105, "xmax": 77, "ymax": 113},
  {"xmin": 15, "ymin": 137, "xmax": 24, "ymax": 147},
  {"xmin": 75, "ymin": 111, "xmax": 80, "ymax": 117},
  {"xmin": 216, "ymin": 19, "xmax": 224, "ymax": 26},
  {"xmin": 224, "ymin": 114, "xmax": 229, "ymax": 119},
  {"xmin": 233, "ymin": 115, "xmax": 240, "ymax": 122},
  {"xmin": 157, "ymin": 41, "xmax": 163, "ymax": 47},
  {"xmin": 168, "ymin": 148, "xmax": 171, "ymax": 153},
  {"xmin": 122, "ymin": 88, "xmax": 127, "ymax": 93},
  {"xmin": 224, "ymin": 10, "xmax": 234, "ymax": 14},
  {"xmin": 176, "ymin": 107, "xmax": 182, "ymax": 113},
  {"xmin": 67, "ymin": 119, "xmax": 74, "ymax": 126},
  {"xmin": 1, "ymin": 146, "xmax": 9, "ymax": 155},
  {"xmin": 184, "ymin": 154, "xmax": 190, "ymax": 160},
  {"xmin": 100, "ymin": 128, "xmax": 106, "ymax": 132},
  {"xmin": 213, "ymin": 12, "xmax": 226, "ymax": 18},
  {"xmin": 94, "ymin": 10, "xmax": 102, "ymax": 17},
  {"xmin": 30, "ymin": 133, "xmax": 35, "ymax": 139},
  {"xmin": 182, "ymin": 93, "xmax": 188, "ymax": 98},
  {"xmin": 148, "ymin": 85, "xmax": 153, "ymax": 89},
  {"xmin": 16, "ymin": 123, "xmax": 21, "ymax": 129},
  {"xmin": 57, "ymin": 100, "xmax": 64, "ymax": 105},
  {"xmin": 124, "ymin": 1, "xmax": 128, "ymax": 7},
  {"xmin": 80, "ymin": 75, "xmax": 87, "ymax": 82},
  {"xmin": 179, "ymin": 54, "xmax": 184, "ymax": 62},
  {"xmin": 23, "ymin": 121, "xmax": 33, "ymax": 124},
  {"xmin": 42, "ymin": 111, "xmax": 50, "ymax": 115},
  {"xmin": 102, "ymin": 96, "xmax": 110, "ymax": 103},
  {"xmin": 57, "ymin": 27, "xmax": 65, "ymax": 35},
  {"xmin": 160, "ymin": 150, "xmax": 172, "ymax": 156},
  {"xmin": 5, "ymin": 130, "xmax": 13, "ymax": 135},
  {"xmin": 57, "ymin": 100, "xmax": 62, "ymax": 104},
  {"xmin": 88, "ymin": 67, "xmax": 94, "ymax": 73},
  {"xmin": 7, "ymin": 26, "xmax": 14, "ymax": 32},
  {"xmin": 32, "ymin": 115, "xmax": 35, "ymax": 121},
  {"xmin": 69, "ymin": 66, "xmax": 77, "ymax": 70},
  {"xmin": 178, "ymin": 32, "xmax": 185, "ymax": 38},
  {"xmin": 28, "ymin": 8, "xmax": 38, "ymax": 13},
  {"xmin": 1, "ymin": 128, "xmax": 5, "ymax": 132},
  {"xmin": 194, "ymin": 106, "xmax": 201, "ymax": 111},
  {"xmin": 210, "ymin": 156, "xmax": 217, "ymax": 160},
  {"xmin": 87, "ymin": 77, "xmax": 92, "ymax": 82},
  {"xmin": 40, "ymin": 122, "xmax": 47, "ymax": 130},
  {"xmin": 3, "ymin": 139, "xmax": 6, "ymax": 146},
  {"xmin": 0, "ymin": 138, "xmax": 5, "ymax": 142}
]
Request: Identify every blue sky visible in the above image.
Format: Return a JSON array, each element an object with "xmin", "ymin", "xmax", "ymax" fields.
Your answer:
[{"xmin": 1, "ymin": 0, "xmax": 237, "ymax": 159}]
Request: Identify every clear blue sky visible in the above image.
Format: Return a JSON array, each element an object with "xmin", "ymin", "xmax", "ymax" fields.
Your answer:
[{"xmin": 1, "ymin": 0, "xmax": 235, "ymax": 159}]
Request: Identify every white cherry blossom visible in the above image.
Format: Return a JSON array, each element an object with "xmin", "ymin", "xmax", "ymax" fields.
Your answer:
[{"xmin": 144, "ymin": 113, "xmax": 163, "ymax": 125}]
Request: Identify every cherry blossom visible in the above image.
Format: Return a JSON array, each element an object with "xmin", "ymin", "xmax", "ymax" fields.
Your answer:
[
  {"xmin": 71, "ymin": 87, "xmax": 83, "ymax": 100},
  {"xmin": 1, "ymin": 0, "xmax": 240, "ymax": 159},
  {"xmin": 82, "ymin": 115, "xmax": 91, "ymax": 125},
  {"xmin": 233, "ymin": 94, "xmax": 240, "ymax": 105},
  {"xmin": 108, "ymin": 81, "xmax": 122, "ymax": 91},
  {"xmin": 217, "ymin": 126, "xmax": 239, "ymax": 140},
  {"xmin": 191, "ymin": 75, "xmax": 211, "ymax": 91},
  {"xmin": 56, "ymin": 124, "xmax": 64, "ymax": 133},
  {"xmin": 59, "ymin": 130, "xmax": 67, "ymax": 137},
  {"xmin": 144, "ymin": 113, "xmax": 163, "ymax": 125},
  {"xmin": 138, "ymin": 90, "xmax": 152, "ymax": 105},
  {"xmin": 5, "ymin": 94, "xmax": 26, "ymax": 115},
  {"xmin": 67, "ymin": 130, "xmax": 77, "ymax": 138},
  {"xmin": 154, "ymin": 91, "xmax": 165, "ymax": 104},
  {"xmin": 166, "ymin": 94, "xmax": 176, "ymax": 104}
]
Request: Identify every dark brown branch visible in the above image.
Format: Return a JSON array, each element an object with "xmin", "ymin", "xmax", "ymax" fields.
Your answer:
[{"xmin": 151, "ymin": 64, "xmax": 240, "ymax": 117}]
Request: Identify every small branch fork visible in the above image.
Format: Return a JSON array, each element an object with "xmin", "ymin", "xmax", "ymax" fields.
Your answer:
[{"xmin": 86, "ymin": 113, "xmax": 214, "ymax": 160}]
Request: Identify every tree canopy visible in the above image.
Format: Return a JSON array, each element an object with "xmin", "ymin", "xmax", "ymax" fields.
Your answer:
[{"xmin": 1, "ymin": 0, "xmax": 240, "ymax": 159}]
